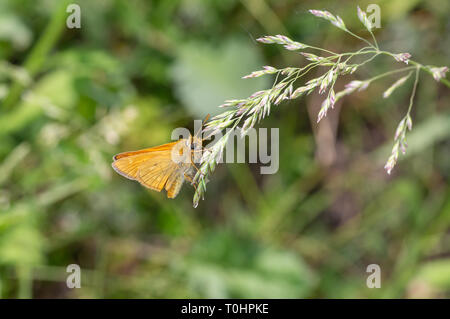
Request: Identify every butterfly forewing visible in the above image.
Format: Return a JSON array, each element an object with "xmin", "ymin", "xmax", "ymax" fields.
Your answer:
[
  {"xmin": 113, "ymin": 141, "xmax": 178, "ymax": 160},
  {"xmin": 112, "ymin": 152, "xmax": 155, "ymax": 180},
  {"xmin": 137, "ymin": 154, "xmax": 178, "ymax": 191},
  {"xmin": 112, "ymin": 139, "xmax": 193, "ymax": 198}
]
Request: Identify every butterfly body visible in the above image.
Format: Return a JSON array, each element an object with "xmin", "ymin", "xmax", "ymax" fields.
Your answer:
[{"xmin": 112, "ymin": 135, "xmax": 201, "ymax": 198}]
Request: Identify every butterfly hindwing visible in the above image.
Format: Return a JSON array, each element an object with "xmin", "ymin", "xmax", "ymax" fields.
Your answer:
[{"xmin": 165, "ymin": 172, "xmax": 185, "ymax": 199}]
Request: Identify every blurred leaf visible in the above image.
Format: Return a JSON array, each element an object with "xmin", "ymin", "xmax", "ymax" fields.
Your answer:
[
  {"xmin": 0, "ymin": 13, "xmax": 32, "ymax": 50},
  {"xmin": 0, "ymin": 206, "xmax": 45, "ymax": 266},
  {"xmin": 0, "ymin": 142, "xmax": 30, "ymax": 186},
  {"xmin": 30, "ymin": 69, "xmax": 77, "ymax": 110},
  {"xmin": 414, "ymin": 259, "xmax": 450, "ymax": 289},
  {"xmin": 381, "ymin": 0, "xmax": 423, "ymax": 20},
  {"xmin": 0, "ymin": 69, "xmax": 76, "ymax": 136},
  {"xmin": 179, "ymin": 231, "xmax": 317, "ymax": 298},
  {"xmin": 171, "ymin": 38, "xmax": 270, "ymax": 117}
]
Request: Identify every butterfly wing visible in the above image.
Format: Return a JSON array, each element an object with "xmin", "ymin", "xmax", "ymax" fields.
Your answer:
[
  {"xmin": 113, "ymin": 142, "xmax": 178, "ymax": 160},
  {"xmin": 136, "ymin": 154, "xmax": 178, "ymax": 192},
  {"xmin": 112, "ymin": 141, "xmax": 187, "ymax": 198},
  {"xmin": 112, "ymin": 141, "xmax": 179, "ymax": 180},
  {"xmin": 165, "ymin": 173, "xmax": 185, "ymax": 199}
]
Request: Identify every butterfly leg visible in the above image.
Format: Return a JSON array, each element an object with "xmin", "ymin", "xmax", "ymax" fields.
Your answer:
[
  {"xmin": 184, "ymin": 173, "xmax": 198, "ymax": 192},
  {"xmin": 190, "ymin": 149, "xmax": 211, "ymax": 180},
  {"xmin": 189, "ymin": 155, "xmax": 204, "ymax": 179}
]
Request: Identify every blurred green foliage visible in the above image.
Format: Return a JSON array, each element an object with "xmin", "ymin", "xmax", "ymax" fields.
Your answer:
[{"xmin": 0, "ymin": 0, "xmax": 449, "ymax": 298}]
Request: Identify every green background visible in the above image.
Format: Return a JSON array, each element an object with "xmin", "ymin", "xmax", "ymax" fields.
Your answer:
[{"xmin": 0, "ymin": 0, "xmax": 449, "ymax": 298}]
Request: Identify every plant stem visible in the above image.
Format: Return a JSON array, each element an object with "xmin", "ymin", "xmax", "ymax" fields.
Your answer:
[
  {"xmin": 2, "ymin": 0, "xmax": 70, "ymax": 109},
  {"xmin": 376, "ymin": 50, "xmax": 450, "ymax": 88},
  {"xmin": 407, "ymin": 67, "xmax": 420, "ymax": 115},
  {"xmin": 357, "ymin": 53, "xmax": 380, "ymax": 68},
  {"xmin": 344, "ymin": 29, "xmax": 377, "ymax": 49},
  {"xmin": 307, "ymin": 45, "xmax": 338, "ymax": 55},
  {"xmin": 367, "ymin": 66, "xmax": 416, "ymax": 83},
  {"xmin": 409, "ymin": 60, "xmax": 450, "ymax": 88},
  {"xmin": 368, "ymin": 30, "xmax": 379, "ymax": 50}
]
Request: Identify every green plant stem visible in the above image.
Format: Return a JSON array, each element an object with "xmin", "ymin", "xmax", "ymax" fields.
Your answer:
[
  {"xmin": 367, "ymin": 66, "xmax": 416, "ymax": 83},
  {"xmin": 407, "ymin": 67, "xmax": 420, "ymax": 115},
  {"xmin": 307, "ymin": 45, "xmax": 338, "ymax": 55},
  {"xmin": 325, "ymin": 45, "xmax": 450, "ymax": 89},
  {"xmin": 410, "ymin": 60, "xmax": 450, "ymax": 88},
  {"xmin": 357, "ymin": 53, "xmax": 380, "ymax": 68},
  {"xmin": 322, "ymin": 48, "xmax": 378, "ymax": 63},
  {"xmin": 375, "ymin": 50, "xmax": 450, "ymax": 88},
  {"xmin": 342, "ymin": 46, "xmax": 373, "ymax": 63},
  {"xmin": 368, "ymin": 30, "xmax": 379, "ymax": 50},
  {"xmin": 344, "ymin": 28, "xmax": 377, "ymax": 49},
  {"xmin": 2, "ymin": 0, "xmax": 70, "ymax": 109}
]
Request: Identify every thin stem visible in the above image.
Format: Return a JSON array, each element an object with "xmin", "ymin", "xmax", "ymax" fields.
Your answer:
[
  {"xmin": 306, "ymin": 45, "xmax": 338, "ymax": 55},
  {"xmin": 356, "ymin": 53, "xmax": 380, "ymax": 68},
  {"xmin": 344, "ymin": 29, "xmax": 377, "ymax": 49},
  {"xmin": 367, "ymin": 66, "xmax": 416, "ymax": 83},
  {"xmin": 335, "ymin": 49, "xmax": 378, "ymax": 60},
  {"xmin": 293, "ymin": 62, "xmax": 321, "ymax": 81},
  {"xmin": 271, "ymin": 70, "xmax": 282, "ymax": 89},
  {"xmin": 343, "ymin": 46, "xmax": 375, "ymax": 64},
  {"xmin": 407, "ymin": 66, "xmax": 420, "ymax": 115},
  {"xmin": 2, "ymin": 0, "xmax": 70, "ymax": 109},
  {"xmin": 368, "ymin": 30, "xmax": 379, "ymax": 50},
  {"xmin": 317, "ymin": 47, "xmax": 449, "ymax": 88},
  {"xmin": 296, "ymin": 48, "xmax": 376, "ymax": 63},
  {"xmin": 328, "ymin": 56, "xmax": 342, "ymax": 96},
  {"xmin": 376, "ymin": 50, "xmax": 450, "ymax": 88}
]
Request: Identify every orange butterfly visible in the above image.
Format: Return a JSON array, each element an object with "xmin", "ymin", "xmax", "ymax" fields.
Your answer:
[{"xmin": 112, "ymin": 135, "xmax": 203, "ymax": 198}]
